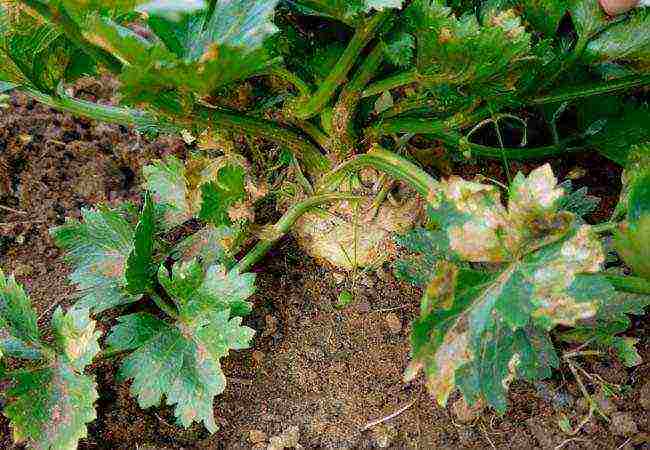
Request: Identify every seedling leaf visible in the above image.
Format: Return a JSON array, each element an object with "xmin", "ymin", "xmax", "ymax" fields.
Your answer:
[
  {"xmin": 125, "ymin": 193, "xmax": 158, "ymax": 295},
  {"xmin": 50, "ymin": 206, "xmax": 141, "ymax": 313},
  {"xmin": 0, "ymin": 271, "xmax": 42, "ymax": 360},
  {"xmin": 106, "ymin": 259, "xmax": 256, "ymax": 431}
]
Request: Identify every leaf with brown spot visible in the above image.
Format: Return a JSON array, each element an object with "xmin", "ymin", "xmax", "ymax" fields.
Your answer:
[
  {"xmin": 2, "ymin": 305, "xmax": 99, "ymax": 450},
  {"xmin": 399, "ymin": 164, "xmax": 613, "ymax": 412},
  {"xmin": 144, "ymin": 155, "xmax": 253, "ymax": 231}
]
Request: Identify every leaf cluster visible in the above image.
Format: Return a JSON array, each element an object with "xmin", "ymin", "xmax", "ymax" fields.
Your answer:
[{"xmin": 397, "ymin": 164, "xmax": 650, "ymax": 412}]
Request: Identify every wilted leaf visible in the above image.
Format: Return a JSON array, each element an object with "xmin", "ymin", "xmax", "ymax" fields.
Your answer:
[
  {"xmin": 400, "ymin": 164, "xmax": 612, "ymax": 411},
  {"xmin": 50, "ymin": 206, "xmax": 141, "ymax": 313},
  {"xmin": 144, "ymin": 155, "xmax": 251, "ymax": 229}
]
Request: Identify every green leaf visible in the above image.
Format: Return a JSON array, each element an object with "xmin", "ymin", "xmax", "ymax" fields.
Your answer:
[
  {"xmin": 3, "ymin": 307, "xmax": 100, "ymax": 450},
  {"xmin": 125, "ymin": 193, "xmax": 158, "ymax": 295},
  {"xmin": 107, "ymin": 259, "xmax": 255, "ymax": 432},
  {"xmin": 614, "ymin": 144, "xmax": 650, "ymax": 279},
  {"xmin": 405, "ymin": 2, "xmax": 532, "ymax": 89},
  {"xmin": 401, "ymin": 164, "xmax": 612, "ymax": 411},
  {"xmin": 0, "ymin": 270, "xmax": 42, "ymax": 360},
  {"xmin": 50, "ymin": 206, "xmax": 141, "ymax": 313},
  {"xmin": 110, "ymin": 0, "xmax": 281, "ymax": 104},
  {"xmin": 557, "ymin": 180, "xmax": 600, "ymax": 218},
  {"xmin": 570, "ymin": 0, "xmax": 606, "ymax": 43},
  {"xmin": 383, "ymin": 31, "xmax": 414, "ymax": 68},
  {"xmin": 519, "ymin": 0, "xmax": 569, "ymax": 36},
  {"xmin": 144, "ymin": 155, "xmax": 250, "ymax": 229},
  {"xmin": 583, "ymin": 8, "xmax": 650, "ymax": 67},
  {"xmin": 158, "ymin": 260, "xmax": 255, "ymax": 318},
  {"xmin": 586, "ymin": 104, "xmax": 650, "ymax": 166},
  {"xmin": 0, "ymin": 4, "xmax": 96, "ymax": 89},
  {"xmin": 291, "ymin": 0, "xmax": 405, "ymax": 25}
]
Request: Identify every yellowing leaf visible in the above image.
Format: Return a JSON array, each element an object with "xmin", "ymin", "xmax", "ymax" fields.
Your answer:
[{"xmin": 399, "ymin": 164, "xmax": 612, "ymax": 412}]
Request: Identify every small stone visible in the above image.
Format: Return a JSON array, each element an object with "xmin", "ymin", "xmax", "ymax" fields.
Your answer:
[
  {"xmin": 13, "ymin": 263, "xmax": 33, "ymax": 277},
  {"xmin": 262, "ymin": 314, "xmax": 279, "ymax": 337},
  {"xmin": 370, "ymin": 424, "xmax": 397, "ymax": 449},
  {"xmin": 610, "ymin": 412, "xmax": 638, "ymax": 437},
  {"xmin": 384, "ymin": 313, "xmax": 402, "ymax": 334},
  {"xmin": 267, "ymin": 425, "xmax": 301, "ymax": 450},
  {"xmin": 640, "ymin": 381, "xmax": 650, "ymax": 411},
  {"xmin": 452, "ymin": 397, "xmax": 483, "ymax": 424},
  {"xmin": 249, "ymin": 430, "xmax": 267, "ymax": 444},
  {"xmin": 332, "ymin": 272, "xmax": 346, "ymax": 284},
  {"xmin": 252, "ymin": 350, "xmax": 265, "ymax": 365}
]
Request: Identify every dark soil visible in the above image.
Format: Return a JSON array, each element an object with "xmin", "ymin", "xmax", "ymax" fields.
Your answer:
[{"xmin": 1, "ymin": 81, "xmax": 649, "ymax": 450}]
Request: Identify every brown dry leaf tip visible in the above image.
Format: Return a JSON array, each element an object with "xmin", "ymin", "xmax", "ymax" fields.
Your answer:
[
  {"xmin": 428, "ymin": 327, "xmax": 471, "ymax": 406},
  {"xmin": 438, "ymin": 27, "xmax": 453, "ymax": 43},
  {"xmin": 200, "ymin": 43, "xmax": 220, "ymax": 63},
  {"xmin": 228, "ymin": 201, "xmax": 254, "ymax": 223},
  {"xmin": 424, "ymin": 261, "xmax": 458, "ymax": 313},
  {"xmin": 599, "ymin": 0, "xmax": 640, "ymax": 15}
]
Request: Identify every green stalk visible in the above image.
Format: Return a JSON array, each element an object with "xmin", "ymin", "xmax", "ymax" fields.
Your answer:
[
  {"xmin": 366, "ymin": 107, "xmax": 490, "ymax": 138},
  {"xmin": 331, "ymin": 41, "xmax": 386, "ymax": 158},
  {"xmin": 361, "ymin": 68, "xmax": 419, "ymax": 98},
  {"xmin": 268, "ymin": 67, "xmax": 311, "ymax": 97},
  {"xmin": 196, "ymin": 106, "xmax": 330, "ymax": 177},
  {"xmin": 20, "ymin": 0, "xmax": 123, "ymax": 75},
  {"xmin": 149, "ymin": 290, "xmax": 179, "ymax": 319},
  {"xmin": 434, "ymin": 131, "xmax": 585, "ymax": 160},
  {"xmin": 234, "ymin": 193, "xmax": 362, "ymax": 273},
  {"xmin": 290, "ymin": 11, "xmax": 390, "ymax": 120},
  {"xmin": 22, "ymin": 87, "xmax": 330, "ymax": 178},
  {"xmin": 317, "ymin": 146, "xmax": 438, "ymax": 199},
  {"xmin": 23, "ymin": 87, "xmax": 175, "ymax": 131},
  {"xmin": 530, "ymin": 74, "xmax": 650, "ymax": 106},
  {"xmin": 601, "ymin": 274, "xmax": 650, "ymax": 295}
]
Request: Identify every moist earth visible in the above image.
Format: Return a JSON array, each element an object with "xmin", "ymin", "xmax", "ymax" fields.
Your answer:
[{"xmin": 1, "ymin": 82, "xmax": 649, "ymax": 450}]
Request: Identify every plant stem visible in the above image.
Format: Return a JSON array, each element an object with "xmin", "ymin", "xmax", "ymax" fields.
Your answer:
[
  {"xmin": 591, "ymin": 222, "xmax": 619, "ymax": 235},
  {"xmin": 435, "ymin": 131, "xmax": 584, "ymax": 160},
  {"xmin": 23, "ymin": 87, "xmax": 175, "ymax": 131},
  {"xmin": 362, "ymin": 68, "xmax": 419, "ymax": 98},
  {"xmin": 602, "ymin": 274, "xmax": 650, "ymax": 295},
  {"xmin": 318, "ymin": 145, "xmax": 438, "ymax": 199},
  {"xmin": 268, "ymin": 67, "xmax": 311, "ymax": 97},
  {"xmin": 530, "ymin": 74, "xmax": 650, "ymax": 106},
  {"xmin": 196, "ymin": 106, "xmax": 331, "ymax": 177},
  {"xmin": 366, "ymin": 107, "xmax": 490, "ymax": 138},
  {"xmin": 331, "ymin": 41, "xmax": 386, "ymax": 158},
  {"xmin": 290, "ymin": 11, "xmax": 390, "ymax": 120},
  {"xmin": 21, "ymin": 0, "xmax": 123, "ymax": 75},
  {"xmin": 149, "ymin": 290, "xmax": 178, "ymax": 319},
  {"xmin": 234, "ymin": 193, "xmax": 362, "ymax": 273},
  {"xmin": 23, "ymin": 87, "xmax": 331, "ymax": 178}
]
